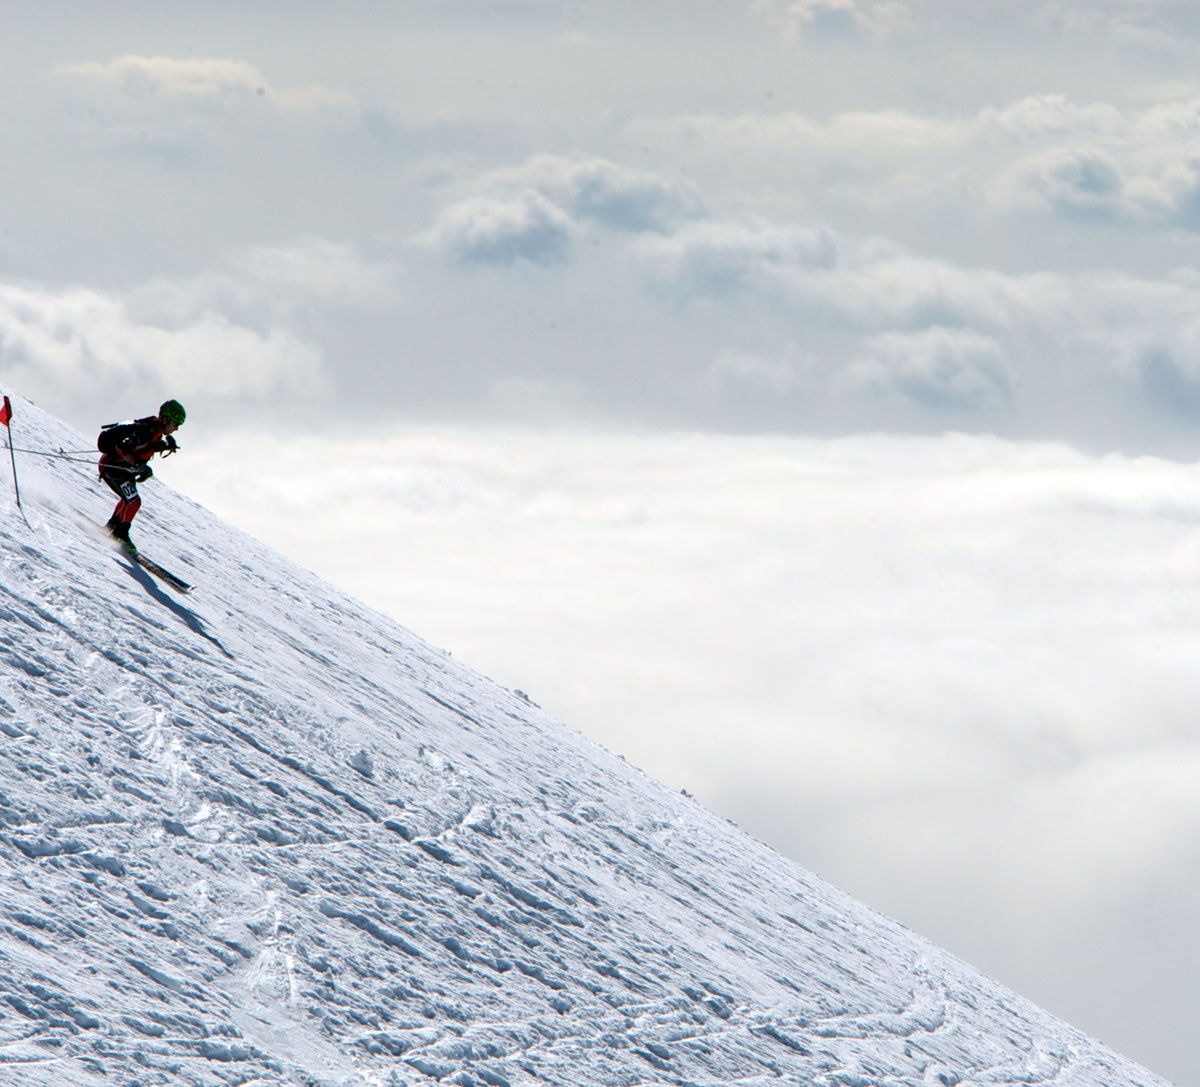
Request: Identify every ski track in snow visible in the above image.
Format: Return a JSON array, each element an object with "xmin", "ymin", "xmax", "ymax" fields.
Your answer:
[{"xmin": 0, "ymin": 395, "xmax": 1174, "ymax": 1087}]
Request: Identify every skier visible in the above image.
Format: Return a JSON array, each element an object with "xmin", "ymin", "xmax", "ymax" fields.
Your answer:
[{"xmin": 97, "ymin": 399, "xmax": 186, "ymax": 554}]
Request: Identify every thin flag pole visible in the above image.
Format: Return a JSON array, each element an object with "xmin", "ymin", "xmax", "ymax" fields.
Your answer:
[{"xmin": 2, "ymin": 396, "xmax": 22, "ymax": 512}]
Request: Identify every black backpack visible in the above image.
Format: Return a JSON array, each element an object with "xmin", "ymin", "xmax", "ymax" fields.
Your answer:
[{"xmin": 97, "ymin": 421, "xmax": 136, "ymax": 455}]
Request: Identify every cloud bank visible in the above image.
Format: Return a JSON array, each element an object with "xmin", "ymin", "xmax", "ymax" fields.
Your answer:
[
  {"xmin": 0, "ymin": 280, "xmax": 322, "ymax": 422},
  {"xmin": 637, "ymin": 91, "xmax": 1200, "ymax": 231}
]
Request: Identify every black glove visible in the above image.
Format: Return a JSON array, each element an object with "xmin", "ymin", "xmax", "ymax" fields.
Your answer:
[{"xmin": 135, "ymin": 464, "xmax": 154, "ymax": 483}]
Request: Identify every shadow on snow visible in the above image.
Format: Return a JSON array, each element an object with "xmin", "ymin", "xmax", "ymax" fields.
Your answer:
[{"xmin": 118, "ymin": 556, "xmax": 233, "ymax": 659}]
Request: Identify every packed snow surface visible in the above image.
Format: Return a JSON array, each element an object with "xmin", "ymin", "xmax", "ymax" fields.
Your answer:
[{"xmin": 0, "ymin": 393, "xmax": 1173, "ymax": 1087}]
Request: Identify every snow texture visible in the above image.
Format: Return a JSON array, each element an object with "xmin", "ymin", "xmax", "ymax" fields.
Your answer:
[{"xmin": 0, "ymin": 392, "xmax": 1174, "ymax": 1087}]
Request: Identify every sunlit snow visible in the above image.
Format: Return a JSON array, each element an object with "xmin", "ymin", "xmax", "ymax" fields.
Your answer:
[{"xmin": 0, "ymin": 392, "xmax": 1172, "ymax": 1086}]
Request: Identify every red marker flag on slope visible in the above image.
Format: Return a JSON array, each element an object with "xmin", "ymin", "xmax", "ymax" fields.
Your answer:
[{"xmin": 2, "ymin": 395, "xmax": 21, "ymax": 512}]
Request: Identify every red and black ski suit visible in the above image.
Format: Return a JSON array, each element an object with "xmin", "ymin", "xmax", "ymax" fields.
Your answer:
[{"xmin": 99, "ymin": 417, "xmax": 174, "ymax": 530}]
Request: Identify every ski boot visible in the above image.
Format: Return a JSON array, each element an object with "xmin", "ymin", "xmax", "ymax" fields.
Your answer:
[{"xmin": 106, "ymin": 518, "xmax": 138, "ymax": 556}]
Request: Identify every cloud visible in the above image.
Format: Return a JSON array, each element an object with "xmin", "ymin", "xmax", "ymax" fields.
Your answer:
[
  {"xmin": 847, "ymin": 326, "xmax": 1012, "ymax": 410},
  {"xmin": 405, "ymin": 148, "xmax": 1200, "ymax": 437},
  {"xmin": 485, "ymin": 156, "xmax": 705, "ymax": 234},
  {"xmin": 56, "ymin": 55, "xmax": 355, "ymax": 112},
  {"xmin": 750, "ymin": 0, "xmax": 1193, "ymax": 49},
  {"xmin": 131, "ymin": 238, "xmax": 404, "ymax": 321},
  {"xmin": 1034, "ymin": 0, "xmax": 1189, "ymax": 49},
  {"xmin": 709, "ymin": 345, "xmax": 817, "ymax": 395},
  {"xmin": 635, "ymin": 90, "xmax": 1200, "ymax": 234},
  {"xmin": 632, "ymin": 93, "xmax": 1134, "ymax": 166},
  {"xmin": 642, "ymin": 93, "xmax": 1162, "ymax": 165},
  {"xmin": 0, "ymin": 281, "xmax": 322, "ymax": 409},
  {"xmin": 635, "ymin": 217, "xmax": 839, "ymax": 297},
  {"xmin": 427, "ymin": 193, "xmax": 576, "ymax": 265},
  {"xmin": 1007, "ymin": 147, "xmax": 1130, "ymax": 220},
  {"xmin": 637, "ymin": 106, "xmax": 967, "ymax": 159},
  {"xmin": 234, "ymin": 239, "xmax": 401, "ymax": 306},
  {"xmin": 629, "ymin": 203, "xmax": 1200, "ymax": 434},
  {"xmin": 425, "ymin": 155, "xmax": 703, "ymax": 265},
  {"xmin": 1112, "ymin": 314, "xmax": 1200, "ymax": 416},
  {"xmin": 635, "ymin": 217, "xmax": 1059, "ymax": 333},
  {"xmin": 751, "ymin": 0, "xmax": 911, "ymax": 39},
  {"xmin": 994, "ymin": 140, "xmax": 1200, "ymax": 229},
  {"xmin": 975, "ymin": 94, "xmax": 1126, "ymax": 143}
]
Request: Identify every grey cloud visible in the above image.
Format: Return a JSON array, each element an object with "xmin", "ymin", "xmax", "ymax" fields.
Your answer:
[
  {"xmin": 1134, "ymin": 156, "xmax": 1200, "ymax": 228},
  {"xmin": 56, "ymin": 55, "xmax": 355, "ymax": 113},
  {"xmin": 1115, "ymin": 316, "xmax": 1200, "ymax": 417},
  {"xmin": 637, "ymin": 94, "xmax": 1125, "ymax": 163},
  {"xmin": 622, "ymin": 202, "xmax": 1200, "ymax": 439},
  {"xmin": 752, "ymin": 0, "xmax": 1196, "ymax": 49},
  {"xmin": 635, "ymin": 218, "xmax": 839, "ymax": 298},
  {"xmin": 708, "ymin": 345, "xmax": 816, "ymax": 395},
  {"xmin": 752, "ymin": 0, "xmax": 910, "ymax": 39},
  {"xmin": 1034, "ymin": 0, "xmax": 1189, "ymax": 49},
  {"xmin": 0, "ymin": 279, "xmax": 323, "ymax": 426},
  {"xmin": 847, "ymin": 326, "xmax": 1012, "ymax": 410},
  {"xmin": 26, "ymin": 198, "xmax": 1200, "ymax": 450},
  {"xmin": 232, "ymin": 239, "xmax": 402, "ymax": 308},
  {"xmin": 978, "ymin": 94, "xmax": 1125, "ymax": 142},
  {"xmin": 636, "ymin": 218, "xmax": 1062, "ymax": 338},
  {"xmin": 493, "ymin": 155, "xmax": 705, "ymax": 234},
  {"xmin": 428, "ymin": 192, "xmax": 575, "ymax": 265},
  {"xmin": 806, "ymin": 0, "xmax": 1198, "ymax": 50},
  {"xmin": 1137, "ymin": 350, "xmax": 1200, "ymax": 416},
  {"xmin": 998, "ymin": 145, "xmax": 1200, "ymax": 229},
  {"xmin": 1025, "ymin": 147, "xmax": 1127, "ymax": 220},
  {"xmin": 122, "ymin": 239, "xmax": 402, "ymax": 340},
  {"xmin": 426, "ymin": 156, "xmax": 705, "ymax": 266},
  {"xmin": 636, "ymin": 91, "xmax": 1200, "ymax": 243},
  {"xmin": 50, "ymin": 54, "xmax": 360, "ymax": 170}
]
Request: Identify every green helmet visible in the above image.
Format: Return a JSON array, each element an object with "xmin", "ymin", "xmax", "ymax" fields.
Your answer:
[{"xmin": 159, "ymin": 399, "xmax": 187, "ymax": 427}]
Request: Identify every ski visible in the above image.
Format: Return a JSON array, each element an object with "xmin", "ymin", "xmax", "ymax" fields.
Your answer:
[{"xmin": 134, "ymin": 554, "xmax": 193, "ymax": 594}]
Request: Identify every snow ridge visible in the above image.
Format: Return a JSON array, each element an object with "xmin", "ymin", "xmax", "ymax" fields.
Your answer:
[{"xmin": 0, "ymin": 392, "xmax": 1174, "ymax": 1086}]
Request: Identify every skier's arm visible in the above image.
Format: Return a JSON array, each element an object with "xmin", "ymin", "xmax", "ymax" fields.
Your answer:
[
  {"xmin": 116, "ymin": 423, "xmax": 176, "ymax": 462},
  {"xmin": 113, "ymin": 436, "xmax": 148, "ymax": 463}
]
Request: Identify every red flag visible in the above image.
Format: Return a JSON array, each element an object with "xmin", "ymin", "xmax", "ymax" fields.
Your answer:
[{"xmin": 0, "ymin": 396, "xmax": 10, "ymax": 427}]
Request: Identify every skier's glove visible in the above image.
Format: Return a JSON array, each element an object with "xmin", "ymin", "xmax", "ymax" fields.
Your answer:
[
  {"xmin": 135, "ymin": 465, "xmax": 154, "ymax": 483},
  {"xmin": 158, "ymin": 435, "xmax": 178, "ymax": 456}
]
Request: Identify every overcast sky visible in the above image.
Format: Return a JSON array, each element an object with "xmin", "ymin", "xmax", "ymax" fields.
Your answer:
[{"xmin": 3, "ymin": 2, "xmax": 1200, "ymax": 1081}]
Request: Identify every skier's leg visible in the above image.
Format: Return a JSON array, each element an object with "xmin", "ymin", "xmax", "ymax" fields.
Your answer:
[
  {"xmin": 116, "ymin": 493, "xmax": 142, "ymax": 524},
  {"xmin": 100, "ymin": 467, "xmax": 140, "ymax": 541}
]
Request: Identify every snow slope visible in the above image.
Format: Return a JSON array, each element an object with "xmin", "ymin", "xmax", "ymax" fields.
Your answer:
[{"xmin": 0, "ymin": 391, "xmax": 1173, "ymax": 1087}]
